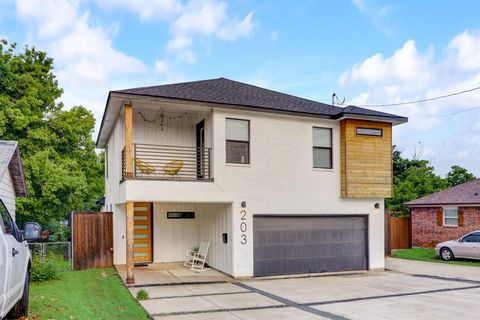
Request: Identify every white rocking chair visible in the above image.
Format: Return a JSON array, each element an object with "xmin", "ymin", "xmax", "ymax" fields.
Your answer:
[{"xmin": 184, "ymin": 240, "xmax": 210, "ymax": 272}]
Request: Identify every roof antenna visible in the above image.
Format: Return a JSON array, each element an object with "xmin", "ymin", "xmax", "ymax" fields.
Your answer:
[{"xmin": 332, "ymin": 93, "xmax": 345, "ymax": 106}]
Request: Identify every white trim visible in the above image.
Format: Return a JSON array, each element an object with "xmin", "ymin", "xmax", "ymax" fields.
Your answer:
[
  {"xmin": 225, "ymin": 163, "xmax": 251, "ymax": 167},
  {"xmin": 443, "ymin": 206, "xmax": 459, "ymax": 227},
  {"xmin": 313, "ymin": 168, "xmax": 335, "ymax": 172}
]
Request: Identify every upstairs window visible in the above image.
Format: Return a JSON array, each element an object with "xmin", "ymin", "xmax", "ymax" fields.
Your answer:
[
  {"xmin": 443, "ymin": 207, "xmax": 458, "ymax": 226},
  {"xmin": 356, "ymin": 127, "xmax": 383, "ymax": 137},
  {"xmin": 226, "ymin": 118, "xmax": 250, "ymax": 164},
  {"xmin": 313, "ymin": 127, "xmax": 332, "ymax": 169}
]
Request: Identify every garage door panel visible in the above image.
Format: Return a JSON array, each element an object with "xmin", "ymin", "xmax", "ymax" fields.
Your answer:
[
  {"xmin": 255, "ymin": 242, "xmax": 365, "ymax": 260},
  {"xmin": 255, "ymin": 229, "xmax": 365, "ymax": 245},
  {"xmin": 253, "ymin": 216, "xmax": 367, "ymax": 276},
  {"xmin": 255, "ymin": 256, "xmax": 366, "ymax": 276}
]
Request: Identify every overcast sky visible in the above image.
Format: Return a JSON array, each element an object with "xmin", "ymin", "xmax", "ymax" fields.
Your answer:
[{"xmin": 1, "ymin": 0, "xmax": 479, "ymax": 175}]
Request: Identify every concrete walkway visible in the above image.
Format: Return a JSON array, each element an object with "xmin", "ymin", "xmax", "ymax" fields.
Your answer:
[{"xmin": 127, "ymin": 259, "xmax": 480, "ymax": 319}]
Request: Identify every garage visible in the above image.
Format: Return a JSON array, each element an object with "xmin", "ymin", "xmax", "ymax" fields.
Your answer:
[{"xmin": 253, "ymin": 215, "xmax": 368, "ymax": 276}]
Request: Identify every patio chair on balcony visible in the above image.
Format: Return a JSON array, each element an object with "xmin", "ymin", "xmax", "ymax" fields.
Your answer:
[
  {"xmin": 163, "ymin": 160, "xmax": 184, "ymax": 178},
  {"xmin": 135, "ymin": 158, "xmax": 155, "ymax": 175},
  {"xmin": 184, "ymin": 240, "xmax": 210, "ymax": 272}
]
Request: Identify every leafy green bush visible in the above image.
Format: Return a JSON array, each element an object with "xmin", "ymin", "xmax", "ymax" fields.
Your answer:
[
  {"xmin": 45, "ymin": 221, "xmax": 71, "ymax": 242},
  {"xmin": 31, "ymin": 259, "xmax": 60, "ymax": 282},
  {"xmin": 136, "ymin": 289, "xmax": 149, "ymax": 301}
]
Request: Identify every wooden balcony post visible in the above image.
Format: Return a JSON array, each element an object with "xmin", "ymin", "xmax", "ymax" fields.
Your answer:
[
  {"xmin": 124, "ymin": 103, "xmax": 133, "ymax": 178},
  {"xmin": 125, "ymin": 201, "xmax": 135, "ymax": 284}
]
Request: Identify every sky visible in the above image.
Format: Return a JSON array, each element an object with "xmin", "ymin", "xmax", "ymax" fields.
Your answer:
[{"xmin": 1, "ymin": 0, "xmax": 479, "ymax": 176}]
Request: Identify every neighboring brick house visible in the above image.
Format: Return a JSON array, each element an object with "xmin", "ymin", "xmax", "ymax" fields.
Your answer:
[{"xmin": 404, "ymin": 179, "xmax": 480, "ymax": 248}]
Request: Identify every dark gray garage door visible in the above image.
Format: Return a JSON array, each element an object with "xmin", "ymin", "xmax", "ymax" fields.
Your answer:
[{"xmin": 253, "ymin": 215, "xmax": 367, "ymax": 276}]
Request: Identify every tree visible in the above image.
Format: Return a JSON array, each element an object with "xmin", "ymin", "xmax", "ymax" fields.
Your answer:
[
  {"xmin": 446, "ymin": 165, "xmax": 476, "ymax": 187},
  {"xmin": 387, "ymin": 146, "xmax": 449, "ymax": 214},
  {"xmin": 387, "ymin": 147, "xmax": 477, "ymax": 214},
  {"xmin": 0, "ymin": 40, "xmax": 104, "ymax": 227}
]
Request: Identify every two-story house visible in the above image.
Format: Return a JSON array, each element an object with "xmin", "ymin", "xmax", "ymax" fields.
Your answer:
[{"xmin": 96, "ymin": 78, "xmax": 407, "ymax": 284}]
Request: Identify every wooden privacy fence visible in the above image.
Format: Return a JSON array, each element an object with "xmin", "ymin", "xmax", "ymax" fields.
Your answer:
[
  {"xmin": 385, "ymin": 211, "xmax": 411, "ymax": 256},
  {"xmin": 72, "ymin": 212, "xmax": 113, "ymax": 271}
]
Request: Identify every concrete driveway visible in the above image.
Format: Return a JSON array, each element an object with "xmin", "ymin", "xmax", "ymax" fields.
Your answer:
[{"xmin": 130, "ymin": 258, "xmax": 480, "ymax": 319}]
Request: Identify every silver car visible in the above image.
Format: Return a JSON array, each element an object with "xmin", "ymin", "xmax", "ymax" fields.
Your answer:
[{"xmin": 435, "ymin": 230, "xmax": 480, "ymax": 261}]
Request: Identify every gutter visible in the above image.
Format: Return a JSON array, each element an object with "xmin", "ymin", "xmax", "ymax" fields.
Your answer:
[{"xmin": 404, "ymin": 203, "xmax": 480, "ymax": 208}]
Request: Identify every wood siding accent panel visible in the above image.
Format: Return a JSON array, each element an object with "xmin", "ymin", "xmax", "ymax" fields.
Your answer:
[
  {"xmin": 72, "ymin": 212, "xmax": 113, "ymax": 271},
  {"xmin": 340, "ymin": 121, "xmax": 347, "ymax": 198},
  {"xmin": 340, "ymin": 119, "xmax": 392, "ymax": 198}
]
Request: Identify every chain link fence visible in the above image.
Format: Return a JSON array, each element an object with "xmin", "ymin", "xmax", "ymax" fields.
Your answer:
[{"xmin": 28, "ymin": 242, "xmax": 72, "ymax": 272}]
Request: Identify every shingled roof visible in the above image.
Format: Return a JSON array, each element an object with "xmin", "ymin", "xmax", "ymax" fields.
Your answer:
[
  {"xmin": 404, "ymin": 179, "xmax": 480, "ymax": 206},
  {"xmin": 0, "ymin": 141, "xmax": 27, "ymax": 197},
  {"xmin": 111, "ymin": 78, "xmax": 407, "ymax": 122}
]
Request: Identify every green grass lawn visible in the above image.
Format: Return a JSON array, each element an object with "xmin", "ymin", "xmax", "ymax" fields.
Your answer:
[
  {"xmin": 392, "ymin": 248, "xmax": 480, "ymax": 267},
  {"xmin": 29, "ymin": 268, "xmax": 148, "ymax": 320}
]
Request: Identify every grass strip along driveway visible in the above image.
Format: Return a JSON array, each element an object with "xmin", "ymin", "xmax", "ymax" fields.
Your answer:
[
  {"xmin": 30, "ymin": 268, "xmax": 148, "ymax": 320},
  {"xmin": 392, "ymin": 248, "xmax": 480, "ymax": 267}
]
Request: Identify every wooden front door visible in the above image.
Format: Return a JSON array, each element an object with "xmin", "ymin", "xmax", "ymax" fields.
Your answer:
[{"xmin": 134, "ymin": 203, "xmax": 153, "ymax": 263}]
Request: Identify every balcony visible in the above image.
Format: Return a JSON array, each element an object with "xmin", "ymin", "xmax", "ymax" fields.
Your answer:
[{"xmin": 122, "ymin": 144, "xmax": 212, "ymax": 181}]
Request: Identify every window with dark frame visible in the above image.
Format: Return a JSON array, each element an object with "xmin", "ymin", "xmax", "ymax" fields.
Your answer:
[
  {"xmin": 226, "ymin": 118, "xmax": 250, "ymax": 164},
  {"xmin": 313, "ymin": 127, "xmax": 332, "ymax": 169},
  {"xmin": 356, "ymin": 127, "xmax": 383, "ymax": 137},
  {"xmin": 167, "ymin": 211, "xmax": 195, "ymax": 219}
]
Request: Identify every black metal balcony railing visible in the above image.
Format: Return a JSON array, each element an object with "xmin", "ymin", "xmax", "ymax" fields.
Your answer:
[
  {"xmin": 121, "ymin": 147, "xmax": 127, "ymax": 180},
  {"xmin": 122, "ymin": 144, "xmax": 212, "ymax": 181}
]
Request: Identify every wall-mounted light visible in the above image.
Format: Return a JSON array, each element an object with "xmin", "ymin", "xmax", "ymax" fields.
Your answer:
[
  {"xmin": 241, "ymin": 201, "xmax": 247, "ymax": 208},
  {"xmin": 222, "ymin": 233, "xmax": 228, "ymax": 244},
  {"xmin": 374, "ymin": 203, "xmax": 380, "ymax": 209}
]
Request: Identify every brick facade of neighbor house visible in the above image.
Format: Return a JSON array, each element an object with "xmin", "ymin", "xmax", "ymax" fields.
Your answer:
[{"xmin": 412, "ymin": 207, "xmax": 480, "ymax": 248}]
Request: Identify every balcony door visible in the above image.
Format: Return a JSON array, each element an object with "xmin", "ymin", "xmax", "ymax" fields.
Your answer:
[{"xmin": 196, "ymin": 120, "xmax": 205, "ymax": 179}]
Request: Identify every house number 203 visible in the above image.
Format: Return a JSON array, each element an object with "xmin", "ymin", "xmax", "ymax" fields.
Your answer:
[{"xmin": 240, "ymin": 209, "xmax": 247, "ymax": 245}]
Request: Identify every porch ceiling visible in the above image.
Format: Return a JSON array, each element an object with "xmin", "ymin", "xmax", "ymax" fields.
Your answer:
[{"xmin": 97, "ymin": 94, "xmax": 212, "ymax": 148}]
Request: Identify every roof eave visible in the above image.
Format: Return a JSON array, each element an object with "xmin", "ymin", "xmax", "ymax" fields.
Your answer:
[
  {"xmin": 405, "ymin": 203, "xmax": 480, "ymax": 207},
  {"xmin": 334, "ymin": 112, "xmax": 408, "ymax": 125},
  {"xmin": 95, "ymin": 91, "xmax": 113, "ymax": 149},
  {"xmin": 13, "ymin": 146, "xmax": 27, "ymax": 197}
]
